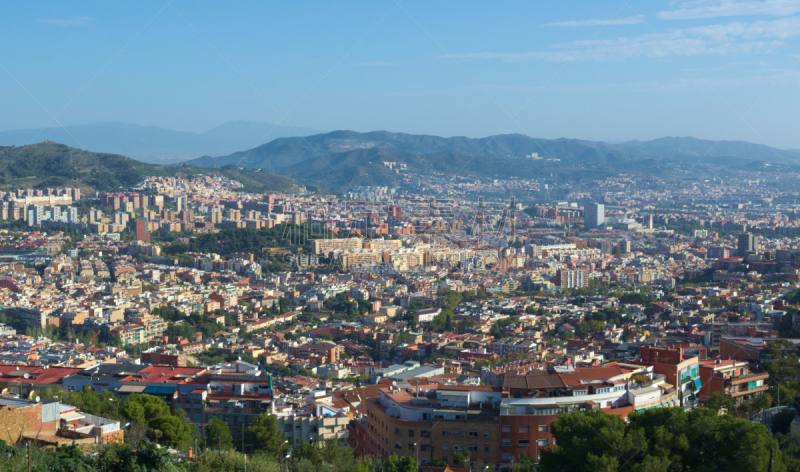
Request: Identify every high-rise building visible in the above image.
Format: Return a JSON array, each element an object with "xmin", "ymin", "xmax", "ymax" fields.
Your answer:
[
  {"xmin": 67, "ymin": 206, "xmax": 79, "ymax": 224},
  {"xmin": 135, "ymin": 219, "xmax": 151, "ymax": 243},
  {"xmin": 584, "ymin": 203, "xmax": 604, "ymax": 229},
  {"xmin": 210, "ymin": 209, "xmax": 223, "ymax": 224},
  {"xmin": 555, "ymin": 268, "xmax": 590, "ymax": 289},
  {"xmin": 737, "ymin": 233, "xmax": 757, "ymax": 258},
  {"xmin": 26, "ymin": 205, "xmax": 44, "ymax": 227},
  {"xmin": 176, "ymin": 196, "xmax": 187, "ymax": 212}
]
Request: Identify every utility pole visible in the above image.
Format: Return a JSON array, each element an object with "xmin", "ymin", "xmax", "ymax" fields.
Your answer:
[{"xmin": 27, "ymin": 440, "xmax": 32, "ymax": 472}]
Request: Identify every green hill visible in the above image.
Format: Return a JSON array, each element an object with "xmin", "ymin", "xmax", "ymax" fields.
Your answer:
[
  {"xmin": 189, "ymin": 130, "xmax": 660, "ymax": 171},
  {"xmin": 189, "ymin": 130, "xmax": 800, "ymax": 180},
  {"xmin": 275, "ymin": 146, "xmax": 674, "ymax": 193},
  {"xmin": 0, "ymin": 142, "xmax": 302, "ymax": 193}
]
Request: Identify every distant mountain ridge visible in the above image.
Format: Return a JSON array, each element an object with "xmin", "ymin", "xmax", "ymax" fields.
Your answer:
[
  {"xmin": 621, "ymin": 136, "xmax": 800, "ymax": 163},
  {"xmin": 0, "ymin": 121, "xmax": 322, "ymax": 164},
  {"xmin": 188, "ymin": 130, "xmax": 800, "ymax": 175}
]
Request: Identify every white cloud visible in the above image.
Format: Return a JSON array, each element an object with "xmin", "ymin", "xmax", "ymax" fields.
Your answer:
[
  {"xmin": 444, "ymin": 16, "xmax": 800, "ymax": 62},
  {"xmin": 545, "ymin": 15, "xmax": 646, "ymax": 27},
  {"xmin": 38, "ymin": 16, "xmax": 97, "ymax": 28},
  {"xmin": 659, "ymin": 0, "xmax": 800, "ymax": 20}
]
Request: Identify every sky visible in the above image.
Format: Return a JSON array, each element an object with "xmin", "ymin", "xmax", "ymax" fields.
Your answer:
[{"xmin": 1, "ymin": 0, "xmax": 800, "ymax": 148}]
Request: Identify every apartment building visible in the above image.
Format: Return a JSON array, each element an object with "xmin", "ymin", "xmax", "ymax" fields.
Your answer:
[
  {"xmin": 634, "ymin": 346, "xmax": 701, "ymax": 408},
  {"xmin": 555, "ymin": 268, "xmax": 589, "ymax": 289},
  {"xmin": 350, "ymin": 384, "xmax": 501, "ymax": 466},
  {"xmin": 499, "ymin": 364, "xmax": 678, "ymax": 465},
  {"xmin": 312, "ymin": 238, "xmax": 363, "ymax": 255},
  {"xmin": 489, "ymin": 338, "xmax": 539, "ymax": 356},
  {"xmin": 698, "ymin": 358, "xmax": 769, "ymax": 404}
]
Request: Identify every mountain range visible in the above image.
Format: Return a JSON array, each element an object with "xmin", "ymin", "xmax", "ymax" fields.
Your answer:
[
  {"xmin": 3, "ymin": 123, "xmax": 798, "ymax": 195},
  {"xmin": 0, "ymin": 121, "xmax": 321, "ymax": 164},
  {"xmin": 182, "ymin": 130, "xmax": 800, "ymax": 192}
]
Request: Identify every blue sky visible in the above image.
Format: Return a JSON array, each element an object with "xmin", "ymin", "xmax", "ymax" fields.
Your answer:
[{"xmin": 2, "ymin": 0, "xmax": 800, "ymax": 148}]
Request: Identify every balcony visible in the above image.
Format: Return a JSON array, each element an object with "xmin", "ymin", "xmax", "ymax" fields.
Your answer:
[
  {"xmin": 204, "ymin": 403, "xmax": 271, "ymax": 415},
  {"xmin": 727, "ymin": 371, "xmax": 769, "ymax": 385},
  {"xmin": 726, "ymin": 384, "xmax": 769, "ymax": 398}
]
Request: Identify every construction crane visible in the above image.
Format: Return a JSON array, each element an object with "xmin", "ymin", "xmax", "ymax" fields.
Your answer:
[{"xmin": 90, "ymin": 331, "xmax": 100, "ymax": 349}]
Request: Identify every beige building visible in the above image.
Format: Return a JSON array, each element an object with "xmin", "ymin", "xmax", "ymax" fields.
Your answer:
[{"xmin": 312, "ymin": 238, "xmax": 363, "ymax": 255}]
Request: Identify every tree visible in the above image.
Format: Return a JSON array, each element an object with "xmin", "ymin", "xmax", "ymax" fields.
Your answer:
[
  {"xmin": 540, "ymin": 408, "xmax": 785, "ymax": 472},
  {"xmin": 513, "ymin": 457, "xmax": 538, "ymax": 472},
  {"xmin": 452, "ymin": 451, "xmax": 472, "ymax": 469},
  {"xmin": 92, "ymin": 440, "xmax": 182, "ymax": 472},
  {"xmin": 383, "ymin": 454, "xmax": 418, "ymax": 472},
  {"xmin": 246, "ymin": 413, "xmax": 284, "ymax": 459},
  {"xmin": 539, "ymin": 410, "xmax": 629, "ymax": 472},
  {"xmin": 121, "ymin": 394, "xmax": 192, "ymax": 448},
  {"xmin": 149, "ymin": 413, "xmax": 193, "ymax": 448},
  {"xmin": 706, "ymin": 392, "xmax": 736, "ymax": 414},
  {"xmin": 205, "ymin": 417, "xmax": 233, "ymax": 451}
]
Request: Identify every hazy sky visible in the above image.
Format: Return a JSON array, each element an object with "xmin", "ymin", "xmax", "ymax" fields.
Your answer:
[{"xmin": 2, "ymin": 0, "xmax": 800, "ymax": 148}]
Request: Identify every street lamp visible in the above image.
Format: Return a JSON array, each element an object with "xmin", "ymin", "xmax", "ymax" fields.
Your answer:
[{"xmin": 108, "ymin": 397, "xmax": 120, "ymax": 418}]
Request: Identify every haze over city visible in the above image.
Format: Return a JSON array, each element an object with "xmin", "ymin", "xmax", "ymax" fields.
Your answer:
[{"xmin": 2, "ymin": 0, "xmax": 800, "ymax": 148}]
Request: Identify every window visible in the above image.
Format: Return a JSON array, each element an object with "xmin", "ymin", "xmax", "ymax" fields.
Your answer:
[
  {"xmin": 484, "ymin": 445, "xmax": 490, "ymax": 453},
  {"xmin": 519, "ymin": 425, "xmax": 529, "ymax": 433},
  {"xmin": 519, "ymin": 439, "xmax": 529, "ymax": 446},
  {"xmin": 453, "ymin": 444, "xmax": 463, "ymax": 452},
  {"xmin": 469, "ymin": 445, "xmax": 478, "ymax": 452},
  {"xmin": 519, "ymin": 453, "xmax": 529, "ymax": 459},
  {"xmin": 501, "ymin": 438, "xmax": 511, "ymax": 447},
  {"xmin": 420, "ymin": 445, "xmax": 431, "ymax": 452},
  {"xmin": 501, "ymin": 425, "xmax": 512, "ymax": 432},
  {"xmin": 455, "ymin": 415, "xmax": 467, "ymax": 420},
  {"xmin": 501, "ymin": 453, "xmax": 512, "ymax": 461},
  {"xmin": 442, "ymin": 443, "xmax": 448, "ymax": 451},
  {"xmin": 538, "ymin": 424, "xmax": 548, "ymax": 432},
  {"xmin": 442, "ymin": 430, "xmax": 449, "ymax": 436},
  {"xmin": 395, "ymin": 428, "xmax": 402, "ymax": 436},
  {"xmin": 484, "ymin": 430, "xmax": 490, "ymax": 438},
  {"xmin": 538, "ymin": 439, "xmax": 548, "ymax": 447},
  {"xmin": 468, "ymin": 431, "xmax": 478, "ymax": 438},
  {"xmin": 421, "ymin": 431, "xmax": 430, "ymax": 438},
  {"xmin": 408, "ymin": 429, "xmax": 414, "ymax": 437},
  {"xmin": 422, "ymin": 413, "xmax": 430, "ymax": 421},
  {"xmin": 452, "ymin": 430, "xmax": 463, "ymax": 437},
  {"xmin": 395, "ymin": 441, "xmax": 402, "ymax": 449}
]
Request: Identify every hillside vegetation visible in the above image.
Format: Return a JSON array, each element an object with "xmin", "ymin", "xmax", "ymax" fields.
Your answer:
[{"xmin": 0, "ymin": 142, "xmax": 302, "ymax": 193}]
